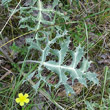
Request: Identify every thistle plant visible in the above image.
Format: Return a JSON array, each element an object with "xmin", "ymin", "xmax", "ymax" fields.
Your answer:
[
  {"xmin": 19, "ymin": 0, "xmax": 68, "ymax": 31},
  {"xmin": 2, "ymin": 0, "xmax": 99, "ymax": 96},
  {"xmin": 26, "ymin": 30, "xmax": 99, "ymax": 95}
]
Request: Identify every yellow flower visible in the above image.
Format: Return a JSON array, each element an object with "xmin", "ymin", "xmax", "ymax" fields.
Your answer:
[
  {"xmin": 68, "ymin": 93, "xmax": 71, "ymax": 97},
  {"xmin": 15, "ymin": 93, "xmax": 30, "ymax": 106}
]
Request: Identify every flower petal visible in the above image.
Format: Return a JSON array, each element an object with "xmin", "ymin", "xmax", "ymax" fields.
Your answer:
[
  {"xmin": 24, "ymin": 93, "xmax": 29, "ymax": 98},
  {"xmin": 20, "ymin": 102, "xmax": 24, "ymax": 106},
  {"xmin": 68, "ymin": 93, "xmax": 71, "ymax": 97},
  {"xmin": 15, "ymin": 98, "xmax": 20, "ymax": 103},
  {"xmin": 24, "ymin": 99, "xmax": 29, "ymax": 103},
  {"xmin": 18, "ymin": 93, "xmax": 23, "ymax": 97}
]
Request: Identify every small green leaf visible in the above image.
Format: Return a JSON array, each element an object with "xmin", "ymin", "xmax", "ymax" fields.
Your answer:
[
  {"xmin": 86, "ymin": 72, "xmax": 99, "ymax": 85},
  {"xmin": 2, "ymin": 0, "xmax": 12, "ymax": 5},
  {"xmin": 33, "ymin": 80, "xmax": 41, "ymax": 92},
  {"xmin": 85, "ymin": 101, "xmax": 95, "ymax": 110},
  {"xmin": 53, "ymin": 0, "xmax": 59, "ymax": 8},
  {"xmin": 65, "ymin": 84, "xmax": 75, "ymax": 95}
]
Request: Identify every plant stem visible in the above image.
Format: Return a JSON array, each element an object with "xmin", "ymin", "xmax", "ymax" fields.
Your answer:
[{"xmin": 101, "ymin": 66, "xmax": 108, "ymax": 106}]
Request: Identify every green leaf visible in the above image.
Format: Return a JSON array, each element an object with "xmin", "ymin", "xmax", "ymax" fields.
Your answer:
[
  {"xmin": 85, "ymin": 101, "xmax": 95, "ymax": 110},
  {"xmin": 65, "ymin": 84, "xmax": 75, "ymax": 95},
  {"xmin": 80, "ymin": 58, "xmax": 92, "ymax": 72},
  {"xmin": 70, "ymin": 45, "xmax": 84, "ymax": 68},
  {"xmin": 59, "ymin": 37, "xmax": 70, "ymax": 64},
  {"xmin": 2, "ymin": 0, "xmax": 12, "ymax": 5},
  {"xmin": 19, "ymin": 0, "xmax": 67, "ymax": 31},
  {"xmin": 26, "ymin": 30, "xmax": 99, "ymax": 96},
  {"xmin": 33, "ymin": 80, "xmax": 41, "ymax": 92},
  {"xmin": 53, "ymin": 0, "xmax": 59, "ymax": 8},
  {"xmin": 86, "ymin": 72, "xmax": 99, "ymax": 85},
  {"xmin": 10, "ymin": 43, "xmax": 20, "ymax": 52}
]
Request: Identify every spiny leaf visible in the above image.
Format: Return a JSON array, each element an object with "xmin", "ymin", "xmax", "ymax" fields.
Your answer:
[
  {"xmin": 65, "ymin": 84, "xmax": 75, "ymax": 95},
  {"xmin": 2, "ymin": 0, "xmax": 12, "ymax": 5},
  {"xmin": 86, "ymin": 72, "xmax": 99, "ymax": 85},
  {"xmin": 33, "ymin": 80, "xmax": 41, "ymax": 92},
  {"xmin": 26, "ymin": 30, "xmax": 99, "ymax": 95},
  {"xmin": 19, "ymin": 0, "xmax": 67, "ymax": 31}
]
